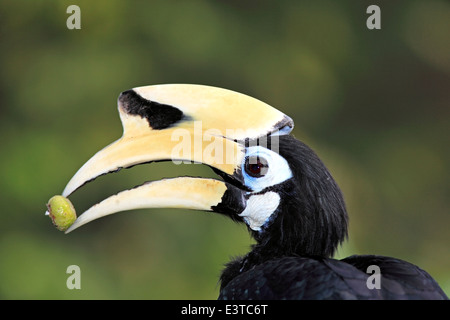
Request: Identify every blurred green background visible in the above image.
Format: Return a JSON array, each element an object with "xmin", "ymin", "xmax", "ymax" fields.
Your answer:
[{"xmin": 0, "ymin": 0, "xmax": 449, "ymax": 299}]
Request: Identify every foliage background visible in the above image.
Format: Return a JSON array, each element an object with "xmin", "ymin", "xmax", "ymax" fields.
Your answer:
[{"xmin": 0, "ymin": 0, "xmax": 448, "ymax": 299}]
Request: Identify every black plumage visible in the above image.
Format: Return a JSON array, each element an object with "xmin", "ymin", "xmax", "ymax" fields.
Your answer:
[
  {"xmin": 219, "ymin": 255, "xmax": 447, "ymax": 300},
  {"xmin": 218, "ymin": 135, "xmax": 448, "ymax": 300}
]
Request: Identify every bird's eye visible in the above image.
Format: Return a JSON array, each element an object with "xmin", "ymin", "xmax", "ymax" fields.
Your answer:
[
  {"xmin": 242, "ymin": 146, "xmax": 292, "ymax": 192},
  {"xmin": 244, "ymin": 156, "xmax": 268, "ymax": 178}
]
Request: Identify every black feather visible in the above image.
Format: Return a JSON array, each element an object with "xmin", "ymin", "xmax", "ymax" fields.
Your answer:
[
  {"xmin": 218, "ymin": 135, "xmax": 448, "ymax": 300},
  {"xmin": 219, "ymin": 255, "xmax": 447, "ymax": 300}
]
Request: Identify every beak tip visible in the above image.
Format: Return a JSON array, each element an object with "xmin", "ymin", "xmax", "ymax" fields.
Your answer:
[
  {"xmin": 62, "ymin": 180, "xmax": 76, "ymax": 198},
  {"xmin": 64, "ymin": 227, "xmax": 74, "ymax": 234},
  {"xmin": 64, "ymin": 220, "xmax": 80, "ymax": 234}
]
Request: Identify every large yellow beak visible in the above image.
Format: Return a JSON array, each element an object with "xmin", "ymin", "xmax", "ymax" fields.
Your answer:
[{"xmin": 63, "ymin": 84, "xmax": 293, "ymax": 233}]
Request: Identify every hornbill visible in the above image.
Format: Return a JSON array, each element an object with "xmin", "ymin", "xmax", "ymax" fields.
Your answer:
[{"xmin": 61, "ymin": 84, "xmax": 448, "ymax": 300}]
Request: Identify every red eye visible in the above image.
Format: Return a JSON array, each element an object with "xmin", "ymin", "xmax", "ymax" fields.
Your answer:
[{"xmin": 245, "ymin": 156, "xmax": 268, "ymax": 178}]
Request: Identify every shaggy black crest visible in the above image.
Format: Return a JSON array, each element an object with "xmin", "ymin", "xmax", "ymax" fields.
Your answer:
[
  {"xmin": 257, "ymin": 134, "xmax": 348, "ymax": 258},
  {"xmin": 218, "ymin": 135, "xmax": 448, "ymax": 300}
]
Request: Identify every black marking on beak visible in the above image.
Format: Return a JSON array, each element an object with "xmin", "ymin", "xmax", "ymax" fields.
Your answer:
[
  {"xmin": 118, "ymin": 90, "xmax": 190, "ymax": 129},
  {"xmin": 212, "ymin": 182, "xmax": 247, "ymax": 223}
]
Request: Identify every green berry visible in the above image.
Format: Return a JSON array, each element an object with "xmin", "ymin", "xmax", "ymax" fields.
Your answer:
[{"xmin": 46, "ymin": 195, "xmax": 77, "ymax": 231}]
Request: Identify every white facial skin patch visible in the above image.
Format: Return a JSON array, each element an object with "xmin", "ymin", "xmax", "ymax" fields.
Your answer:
[
  {"xmin": 242, "ymin": 146, "xmax": 293, "ymax": 193},
  {"xmin": 239, "ymin": 192, "xmax": 281, "ymax": 231}
]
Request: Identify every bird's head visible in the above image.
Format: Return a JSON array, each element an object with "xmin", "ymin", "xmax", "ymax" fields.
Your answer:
[{"xmin": 62, "ymin": 84, "xmax": 347, "ymax": 258}]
